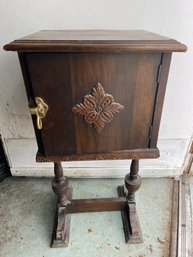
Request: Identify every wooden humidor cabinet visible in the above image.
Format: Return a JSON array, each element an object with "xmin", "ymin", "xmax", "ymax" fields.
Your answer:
[{"xmin": 4, "ymin": 30, "xmax": 186, "ymax": 247}]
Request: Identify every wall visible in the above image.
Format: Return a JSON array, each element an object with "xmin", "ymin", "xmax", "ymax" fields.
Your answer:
[{"xmin": 0, "ymin": 0, "xmax": 193, "ymax": 176}]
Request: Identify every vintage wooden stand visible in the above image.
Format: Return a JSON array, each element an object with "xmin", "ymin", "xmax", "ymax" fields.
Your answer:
[{"xmin": 4, "ymin": 30, "xmax": 186, "ymax": 248}]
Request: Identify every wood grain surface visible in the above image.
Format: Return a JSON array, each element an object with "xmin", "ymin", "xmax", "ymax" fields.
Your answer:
[
  {"xmin": 25, "ymin": 52, "xmax": 162, "ymax": 157},
  {"xmin": 4, "ymin": 30, "xmax": 187, "ymax": 52}
]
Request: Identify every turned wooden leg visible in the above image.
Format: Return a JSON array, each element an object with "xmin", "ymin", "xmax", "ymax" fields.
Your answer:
[
  {"xmin": 51, "ymin": 162, "xmax": 72, "ymax": 248},
  {"xmin": 118, "ymin": 160, "xmax": 143, "ymax": 244},
  {"xmin": 125, "ymin": 160, "xmax": 141, "ymax": 201},
  {"xmin": 52, "ymin": 162, "xmax": 69, "ymax": 206}
]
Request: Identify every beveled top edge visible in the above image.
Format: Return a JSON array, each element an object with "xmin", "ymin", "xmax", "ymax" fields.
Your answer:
[{"xmin": 4, "ymin": 30, "xmax": 187, "ymax": 52}]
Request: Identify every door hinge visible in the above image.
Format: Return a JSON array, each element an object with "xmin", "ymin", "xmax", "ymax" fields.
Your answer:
[
  {"xmin": 149, "ymin": 125, "xmax": 153, "ymax": 140},
  {"xmin": 156, "ymin": 64, "xmax": 162, "ymax": 84}
]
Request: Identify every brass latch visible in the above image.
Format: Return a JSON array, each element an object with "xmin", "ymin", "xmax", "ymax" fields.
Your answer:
[{"xmin": 30, "ymin": 97, "xmax": 48, "ymax": 130}]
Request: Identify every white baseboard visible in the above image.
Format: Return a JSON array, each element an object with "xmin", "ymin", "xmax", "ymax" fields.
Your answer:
[{"xmin": 4, "ymin": 138, "xmax": 188, "ymax": 178}]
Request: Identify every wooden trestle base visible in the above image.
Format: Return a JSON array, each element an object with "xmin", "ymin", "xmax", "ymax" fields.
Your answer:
[{"xmin": 51, "ymin": 161, "xmax": 143, "ymax": 248}]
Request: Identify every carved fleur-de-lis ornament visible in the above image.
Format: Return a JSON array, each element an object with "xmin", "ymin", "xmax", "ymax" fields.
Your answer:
[{"xmin": 72, "ymin": 83, "xmax": 124, "ymax": 132}]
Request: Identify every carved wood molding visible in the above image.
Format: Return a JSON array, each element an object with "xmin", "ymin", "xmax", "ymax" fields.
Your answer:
[{"xmin": 72, "ymin": 83, "xmax": 124, "ymax": 132}]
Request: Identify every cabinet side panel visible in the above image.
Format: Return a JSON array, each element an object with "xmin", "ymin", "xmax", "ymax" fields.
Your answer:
[
  {"xmin": 128, "ymin": 53, "xmax": 162, "ymax": 148},
  {"xmin": 150, "ymin": 53, "xmax": 172, "ymax": 148},
  {"xmin": 18, "ymin": 53, "xmax": 44, "ymax": 154}
]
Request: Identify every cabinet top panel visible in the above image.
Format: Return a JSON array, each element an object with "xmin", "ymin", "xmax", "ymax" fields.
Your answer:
[{"xmin": 4, "ymin": 30, "xmax": 187, "ymax": 52}]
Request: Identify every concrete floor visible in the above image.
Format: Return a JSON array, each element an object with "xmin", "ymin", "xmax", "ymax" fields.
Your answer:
[
  {"xmin": 0, "ymin": 177, "xmax": 173, "ymax": 257},
  {"xmin": 190, "ymin": 176, "xmax": 193, "ymax": 217}
]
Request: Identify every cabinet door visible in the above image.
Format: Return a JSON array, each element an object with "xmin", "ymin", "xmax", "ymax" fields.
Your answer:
[{"xmin": 26, "ymin": 52, "xmax": 162, "ymax": 156}]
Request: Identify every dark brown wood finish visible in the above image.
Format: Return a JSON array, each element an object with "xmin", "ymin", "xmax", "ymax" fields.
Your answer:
[
  {"xmin": 51, "ymin": 162, "xmax": 71, "ymax": 247},
  {"xmin": 125, "ymin": 160, "xmax": 141, "ymax": 201},
  {"xmin": 117, "ymin": 186, "xmax": 143, "ymax": 243},
  {"xmin": 18, "ymin": 53, "xmax": 44, "ymax": 153},
  {"xmin": 5, "ymin": 30, "xmax": 179, "ymax": 42},
  {"xmin": 25, "ymin": 52, "xmax": 161, "ymax": 156},
  {"xmin": 67, "ymin": 197, "xmax": 129, "ymax": 214},
  {"xmin": 4, "ymin": 30, "xmax": 187, "ymax": 248},
  {"xmin": 149, "ymin": 53, "xmax": 172, "ymax": 147},
  {"xmin": 52, "ymin": 162, "xmax": 69, "ymax": 205},
  {"xmin": 4, "ymin": 30, "xmax": 187, "ymax": 52},
  {"xmin": 36, "ymin": 148, "xmax": 160, "ymax": 162}
]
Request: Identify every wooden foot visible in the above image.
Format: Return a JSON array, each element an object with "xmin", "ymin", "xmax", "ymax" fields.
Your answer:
[
  {"xmin": 117, "ymin": 186, "xmax": 143, "ymax": 243},
  {"xmin": 51, "ymin": 187, "xmax": 73, "ymax": 247},
  {"xmin": 117, "ymin": 159, "xmax": 143, "ymax": 243},
  {"xmin": 51, "ymin": 162, "xmax": 72, "ymax": 248}
]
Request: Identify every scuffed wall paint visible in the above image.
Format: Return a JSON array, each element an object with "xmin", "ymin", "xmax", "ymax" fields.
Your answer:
[{"xmin": 0, "ymin": 53, "xmax": 34, "ymax": 138}]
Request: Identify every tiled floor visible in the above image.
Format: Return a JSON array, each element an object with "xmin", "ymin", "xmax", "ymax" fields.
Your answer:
[{"xmin": 0, "ymin": 177, "xmax": 174, "ymax": 257}]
